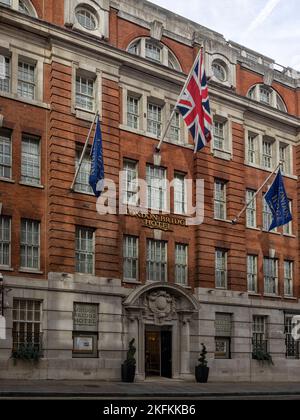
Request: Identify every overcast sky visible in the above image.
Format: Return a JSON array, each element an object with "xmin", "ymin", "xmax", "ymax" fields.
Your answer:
[{"xmin": 150, "ymin": 0, "xmax": 300, "ymax": 71}]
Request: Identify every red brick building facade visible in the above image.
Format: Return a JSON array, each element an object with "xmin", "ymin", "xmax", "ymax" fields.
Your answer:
[{"xmin": 0, "ymin": 0, "xmax": 299, "ymax": 381}]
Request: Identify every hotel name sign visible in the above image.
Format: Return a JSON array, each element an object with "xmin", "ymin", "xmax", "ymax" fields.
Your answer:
[{"xmin": 128, "ymin": 211, "xmax": 187, "ymax": 232}]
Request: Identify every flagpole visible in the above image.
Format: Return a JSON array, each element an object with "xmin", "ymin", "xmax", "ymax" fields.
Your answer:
[
  {"xmin": 232, "ymin": 161, "xmax": 282, "ymax": 225},
  {"xmin": 156, "ymin": 48, "xmax": 203, "ymax": 153},
  {"xmin": 70, "ymin": 110, "xmax": 99, "ymax": 192}
]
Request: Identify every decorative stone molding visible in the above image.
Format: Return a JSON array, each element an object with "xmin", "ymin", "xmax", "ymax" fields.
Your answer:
[
  {"xmin": 143, "ymin": 290, "xmax": 177, "ymax": 324},
  {"xmin": 192, "ymin": 31, "xmax": 204, "ymax": 47},
  {"xmin": 264, "ymin": 69, "xmax": 275, "ymax": 86},
  {"xmin": 150, "ymin": 20, "xmax": 164, "ymax": 41}
]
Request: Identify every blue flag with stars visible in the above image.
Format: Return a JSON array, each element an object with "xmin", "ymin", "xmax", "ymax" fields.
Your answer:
[
  {"xmin": 89, "ymin": 116, "xmax": 104, "ymax": 198},
  {"xmin": 265, "ymin": 169, "xmax": 292, "ymax": 232}
]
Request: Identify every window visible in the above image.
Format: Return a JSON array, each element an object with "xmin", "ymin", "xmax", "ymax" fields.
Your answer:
[
  {"xmin": 123, "ymin": 159, "xmax": 138, "ymax": 206},
  {"xmin": 247, "ymin": 133, "xmax": 258, "ymax": 165},
  {"xmin": 247, "ymin": 255, "xmax": 258, "ymax": 293},
  {"xmin": 75, "ymin": 148, "xmax": 93, "ymax": 194},
  {"xmin": 246, "ymin": 190, "xmax": 256, "ymax": 228},
  {"xmin": 0, "ymin": 130, "xmax": 12, "ymax": 179},
  {"xmin": 127, "ymin": 96, "xmax": 140, "ymax": 129},
  {"xmin": 18, "ymin": 0, "xmax": 30, "ymax": 14},
  {"xmin": 285, "ymin": 317, "xmax": 299, "ymax": 359},
  {"xmin": 212, "ymin": 61, "xmax": 227, "ymax": 82},
  {"xmin": 263, "ymin": 196, "xmax": 276, "ymax": 232},
  {"xmin": 169, "ymin": 108, "xmax": 180, "ymax": 143},
  {"xmin": 168, "ymin": 52, "xmax": 181, "ymax": 71},
  {"xmin": 213, "ymin": 121, "xmax": 225, "ymax": 151},
  {"xmin": 21, "ymin": 135, "xmax": 40, "ymax": 185},
  {"xmin": 12, "ymin": 299, "xmax": 42, "ymax": 352},
  {"xmin": 145, "ymin": 41, "xmax": 161, "ymax": 62},
  {"xmin": 284, "ymin": 261, "xmax": 293, "ymax": 297},
  {"xmin": 214, "ymin": 180, "xmax": 227, "ymax": 220},
  {"xmin": 128, "ymin": 40, "xmax": 140, "ymax": 55},
  {"xmin": 18, "ymin": 60, "xmax": 35, "ymax": 99},
  {"xmin": 76, "ymin": 74, "xmax": 95, "ymax": 111},
  {"xmin": 0, "ymin": 56, "xmax": 10, "ymax": 93},
  {"xmin": 75, "ymin": 227, "xmax": 95, "ymax": 275},
  {"xmin": 0, "ymin": 216, "xmax": 11, "ymax": 267},
  {"xmin": 260, "ymin": 86, "xmax": 271, "ymax": 105},
  {"xmin": 174, "ymin": 173, "xmax": 186, "ymax": 215},
  {"xmin": 75, "ymin": 6, "xmax": 97, "ymax": 31},
  {"xmin": 215, "ymin": 313, "xmax": 232, "ymax": 359},
  {"xmin": 20, "ymin": 219, "xmax": 40, "ymax": 270},
  {"xmin": 147, "ymin": 103, "xmax": 162, "ymax": 137},
  {"xmin": 147, "ymin": 165, "xmax": 167, "ymax": 211},
  {"xmin": 215, "ymin": 249, "xmax": 227, "ymax": 289},
  {"xmin": 248, "ymin": 86, "xmax": 256, "ymax": 100},
  {"xmin": 147, "ymin": 239, "xmax": 167, "ymax": 282},
  {"xmin": 123, "ymin": 236, "xmax": 138, "ymax": 282},
  {"xmin": 175, "ymin": 244, "xmax": 188, "ymax": 285},
  {"xmin": 283, "ymin": 201, "xmax": 292, "ymax": 236},
  {"xmin": 253, "ymin": 316, "xmax": 267, "ymax": 356},
  {"xmin": 73, "ymin": 303, "xmax": 98, "ymax": 358},
  {"xmin": 262, "ymin": 139, "xmax": 273, "ymax": 170},
  {"xmin": 0, "ymin": 0, "xmax": 11, "ymax": 5},
  {"xmin": 264, "ymin": 258, "xmax": 278, "ymax": 295},
  {"xmin": 279, "ymin": 143, "xmax": 290, "ymax": 175}
]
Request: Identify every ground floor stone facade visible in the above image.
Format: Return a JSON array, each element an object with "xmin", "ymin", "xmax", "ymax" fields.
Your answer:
[{"xmin": 1, "ymin": 273, "xmax": 300, "ymax": 382}]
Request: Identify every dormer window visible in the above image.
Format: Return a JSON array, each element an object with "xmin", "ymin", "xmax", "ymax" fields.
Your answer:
[
  {"xmin": 127, "ymin": 38, "xmax": 181, "ymax": 71},
  {"xmin": 247, "ymin": 84, "xmax": 287, "ymax": 112},
  {"xmin": 75, "ymin": 6, "xmax": 98, "ymax": 31}
]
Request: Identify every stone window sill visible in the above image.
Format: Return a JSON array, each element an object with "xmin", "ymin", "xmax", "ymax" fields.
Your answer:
[
  {"xmin": 19, "ymin": 269, "xmax": 43, "ymax": 275},
  {"xmin": 19, "ymin": 182, "xmax": 44, "ymax": 189},
  {"xmin": 0, "ymin": 91, "xmax": 49, "ymax": 109},
  {"xmin": 0, "ymin": 178, "xmax": 15, "ymax": 184}
]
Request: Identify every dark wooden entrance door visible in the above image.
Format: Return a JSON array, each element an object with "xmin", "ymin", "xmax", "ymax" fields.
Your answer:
[{"xmin": 145, "ymin": 329, "xmax": 172, "ymax": 378}]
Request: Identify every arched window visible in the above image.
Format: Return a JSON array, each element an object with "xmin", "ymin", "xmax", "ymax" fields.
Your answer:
[
  {"xmin": 127, "ymin": 38, "xmax": 182, "ymax": 71},
  {"xmin": 247, "ymin": 84, "xmax": 287, "ymax": 112},
  {"xmin": 18, "ymin": 0, "xmax": 37, "ymax": 17},
  {"xmin": 75, "ymin": 5, "xmax": 98, "ymax": 31},
  {"xmin": 212, "ymin": 60, "xmax": 227, "ymax": 82}
]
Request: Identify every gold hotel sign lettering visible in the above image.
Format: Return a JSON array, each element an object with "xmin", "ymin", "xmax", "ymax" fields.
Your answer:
[{"xmin": 128, "ymin": 211, "xmax": 187, "ymax": 232}]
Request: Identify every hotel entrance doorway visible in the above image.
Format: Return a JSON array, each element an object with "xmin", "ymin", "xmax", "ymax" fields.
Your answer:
[{"xmin": 145, "ymin": 327, "xmax": 172, "ymax": 378}]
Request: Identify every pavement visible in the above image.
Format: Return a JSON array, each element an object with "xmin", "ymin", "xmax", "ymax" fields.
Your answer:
[{"xmin": 1, "ymin": 379, "xmax": 300, "ymax": 399}]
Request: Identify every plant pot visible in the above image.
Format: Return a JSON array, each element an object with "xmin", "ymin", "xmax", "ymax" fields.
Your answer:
[
  {"xmin": 121, "ymin": 363, "xmax": 136, "ymax": 383},
  {"xmin": 195, "ymin": 366, "xmax": 210, "ymax": 383}
]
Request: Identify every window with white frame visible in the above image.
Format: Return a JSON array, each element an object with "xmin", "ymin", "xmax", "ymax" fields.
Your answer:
[
  {"xmin": 75, "ymin": 227, "xmax": 95, "ymax": 275},
  {"xmin": 214, "ymin": 180, "xmax": 227, "ymax": 220},
  {"xmin": 123, "ymin": 236, "xmax": 138, "ymax": 282},
  {"xmin": 247, "ymin": 255, "xmax": 258, "ymax": 293},
  {"xmin": 247, "ymin": 84, "xmax": 287, "ymax": 112},
  {"xmin": 128, "ymin": 40, "xmax": 140, "ymax": 55},
  {"xmin": 20, "ymin": 219, "xmax": 40, "ymax": 270},
  {"xmin": 76, "ymin": 73, "xmax": 95, "ymax": 112},
  {"xmin": 18, "ymin": 60, "xmax": 35, "ymax": 100},
  {"xmin": 283, "ymin": 200, "xmax": 293, "ymax": 236},
  {"xmin": 146, "ymin": 165, "xmax": 167, "ymax": 211},
  {"xmin": 174, "ymin": 172, "xmax": 186, "ymax": 215},
  {"xmin": 263, "ymin": 196, "xmax": 276, "ymax": 232},
  {"xmin": 127, "ymin": 95, "xmax": 140, "ymax": 130},
  {"xmin": 246, "ymin": 189, "xmax": 257, "ymax": 228},
  {"xmin": 175, "ymin": 244, "xmax": 188, "ymax": 285},
  {"xmin": 75, "ymin": 6, "xmax": 98, "ymax": 31},
  {"xmin": 145, "ymin": 41, "xmax": 161, "ymax": 62},
  {"xmin": 213, "ymin": 120, "xmax": 226, "ymax": 151},
  {"xmin": 260, "ymin": 86, "xmax": 271, "ymax": 105},
  {"xmin": 169, "ymin": 108, "xmax": 181, "ymax": 143},
  {"xmin": 285, "ymin": 316, "xmax": 299, "ymax": 359},
  {"xmin": 279, "ymin": 143, "xmax": 291, "ymax": 175},
  {"xmin": 263, "ymin": 257, "xmax": 278, "ymax": 295},
  {"xmin": 212, "ymin": 61, "xmax": 227, "ymax": 82},
  {"xmin": 215, "ymin": 249, "xmax": 227, "ymax": 289},
  {"xmin": 284, "ymin": 261, "xmax": 293, "ymax": 297},
  {"xmin": 21, "ymin": 135, "xmax": 40, "ymax": 185},
  {"xmin": 123, "ymin": 159, "xmax": 138, "ymax": 206},
  {"xmin": 147, "ymin": 103, "xmax": 162, "ymax": 137},
  {"xmin": 0, "ymin": 216, "xmax": 11, "ymax": 267},
  {"xmin": 12, "ymin": 299, "xmax": 42, "ymax": 352},
  {"xmin": 0, "ymin": 130, "xmax": 12, "ymax": 179},
  {"xmin": 147, "ymin": 239, "xmax": 167, "ymax": 282},
  {"xmin": 247, "ymin": 133, "xmax": 258, "ymax": 165},
  {"xmin": 262, "ymin": 138, "xmax": 274, "ymax": 170},
  {"xmin": 75, "ymin": 148, "xmax": 93, "ymax": 194},
  {"xmin": 0, "ymin": 56, "xmax": 10, "ymax": 93},
  {"xmin": 0, "ymin": 0, "xmax": 11, "ymax": 5},
  {"xmin": 253, "ymin": 316, "xmax": 267, "ymax": 356}
]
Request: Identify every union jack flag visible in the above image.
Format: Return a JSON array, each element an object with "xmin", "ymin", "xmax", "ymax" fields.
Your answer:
[{"xmin": 177, "ymin": 49, "xmax": 212, "ymax": 153}]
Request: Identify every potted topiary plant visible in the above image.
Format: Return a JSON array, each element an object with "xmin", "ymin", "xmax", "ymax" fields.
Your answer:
[
  {"xmin": 195, "ymin": 343, "xmax": 210, "ymax": 383},
  {"xmin": 121, "ymin": 339, "xmax": 136, "ymax": 383}
]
